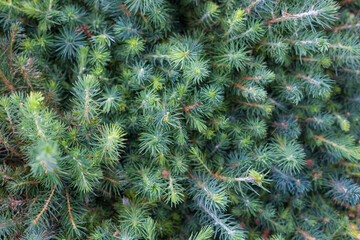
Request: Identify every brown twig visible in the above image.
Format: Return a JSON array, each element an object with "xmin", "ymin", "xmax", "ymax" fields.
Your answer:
[
  {"xmin": 65, "ymin": 188, "xmax": 77, "ymax": 230},
  {"xmin": 0, "ymin": 69, "xmax": 15, "ymax": 93},
  {"xmin": 33, "ymin": 183, "xmax": 57, "ymax": 225},
  {"xmin": 339, "ymin": 0, "xmax": 356, "ymax": 5},
  {"xmin": 327, "ymin": 22, "xmax": 360, "ymax": 32},
  {"xmin": 0, "ymin": 136, "xmax": 22, "ymax": 158},
  {"xmin": 9, "ymin": 25, "xmax": 18, "ymax": 77}
]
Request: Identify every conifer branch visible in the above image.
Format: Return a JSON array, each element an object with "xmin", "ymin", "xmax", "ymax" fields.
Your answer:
[
  {"xmin": 13, "ymin": 181, "xmax": 40, "ymax": 186},
  {"xmin": 237, "ymin": 100, "xmax": 265, "ymax": 109},
  {"xmin": 296, "ymin": 227, "xmax": 316, "ymax": 240},
  {"xmin": 103, "ymin": 176, "xmax": 120, "ymax": 184},
  {"xmin": 199, "ymin": 202, "xmax": 235, "ymax": 236},
  {"xmin": 245, "ymin": 0, "xmax": 262, "ymax": 14},
  {"xmin": 0, "ymin": 69, "xmax": 15, "ymax": 93},
  {"xmin": 339, "ymin": 0, "xmax": 356, "ymax": 5},
  {"xmin": 339, "ymin": 67, "xmax": 360, "ymax": 75},
  {"xmin": 314, "ymin": 134, "xmax": 355, "ymax": 158},
  {"xmin": 338, "ymin": 161, "xmax": 360, "ymax": 168},
  {"xmin": 268, "ymin": 10, "xmax": 322, "ymax": 24},
  {"xmin": 327, "ymin": 22, "xmax": 360, "ymax": 32},
  {"xmin": 33, "ymin": 183, "xmax": 57, "ymax": 225},
  {"xmin": 0, "ymin": 1, "xmax": 25, "ymax": 13},
  {"xmin": 190, "ymin": 147, "xmax": 255, "ymax": 182},
  {"xmin": 0, "ymin": 136, "xmax": 21, "ymax": 158},
  {"xmin": 2, "ymin": 106, "xmax": 16, "ymax": 135},
  {"xmin": 65, "ymin": 188, "xmax": 77, "ymax": 230}
]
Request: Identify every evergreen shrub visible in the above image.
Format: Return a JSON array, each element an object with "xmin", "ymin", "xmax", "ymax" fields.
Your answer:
[{"xmin": 1, "ymin": 0, "xmax": 360, "ymax": 239}]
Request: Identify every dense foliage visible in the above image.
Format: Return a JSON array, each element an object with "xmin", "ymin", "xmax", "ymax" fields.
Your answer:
[{"xmin": 1, "ymin": 0, "xmax": 360, "ymax": 239}]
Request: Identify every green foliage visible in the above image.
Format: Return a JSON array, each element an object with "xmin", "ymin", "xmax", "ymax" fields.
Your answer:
[
  {"xmin": 72, "ymin": 74, "xmax": 101, "ymax": 123},
  {"xmin": 55, "ymin": 27, "xmax": 86, "ymax": 60},
  {"xmin": 0, "ymin": 0, "xmax": 360, "ymax": 239},
  {"xmin": 188, "ymin": 226, "xmax": 214, "ymax": 240},
  {"xmin": 271, "ymin": 136, "xmax": 306, "ymax": 174}
]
